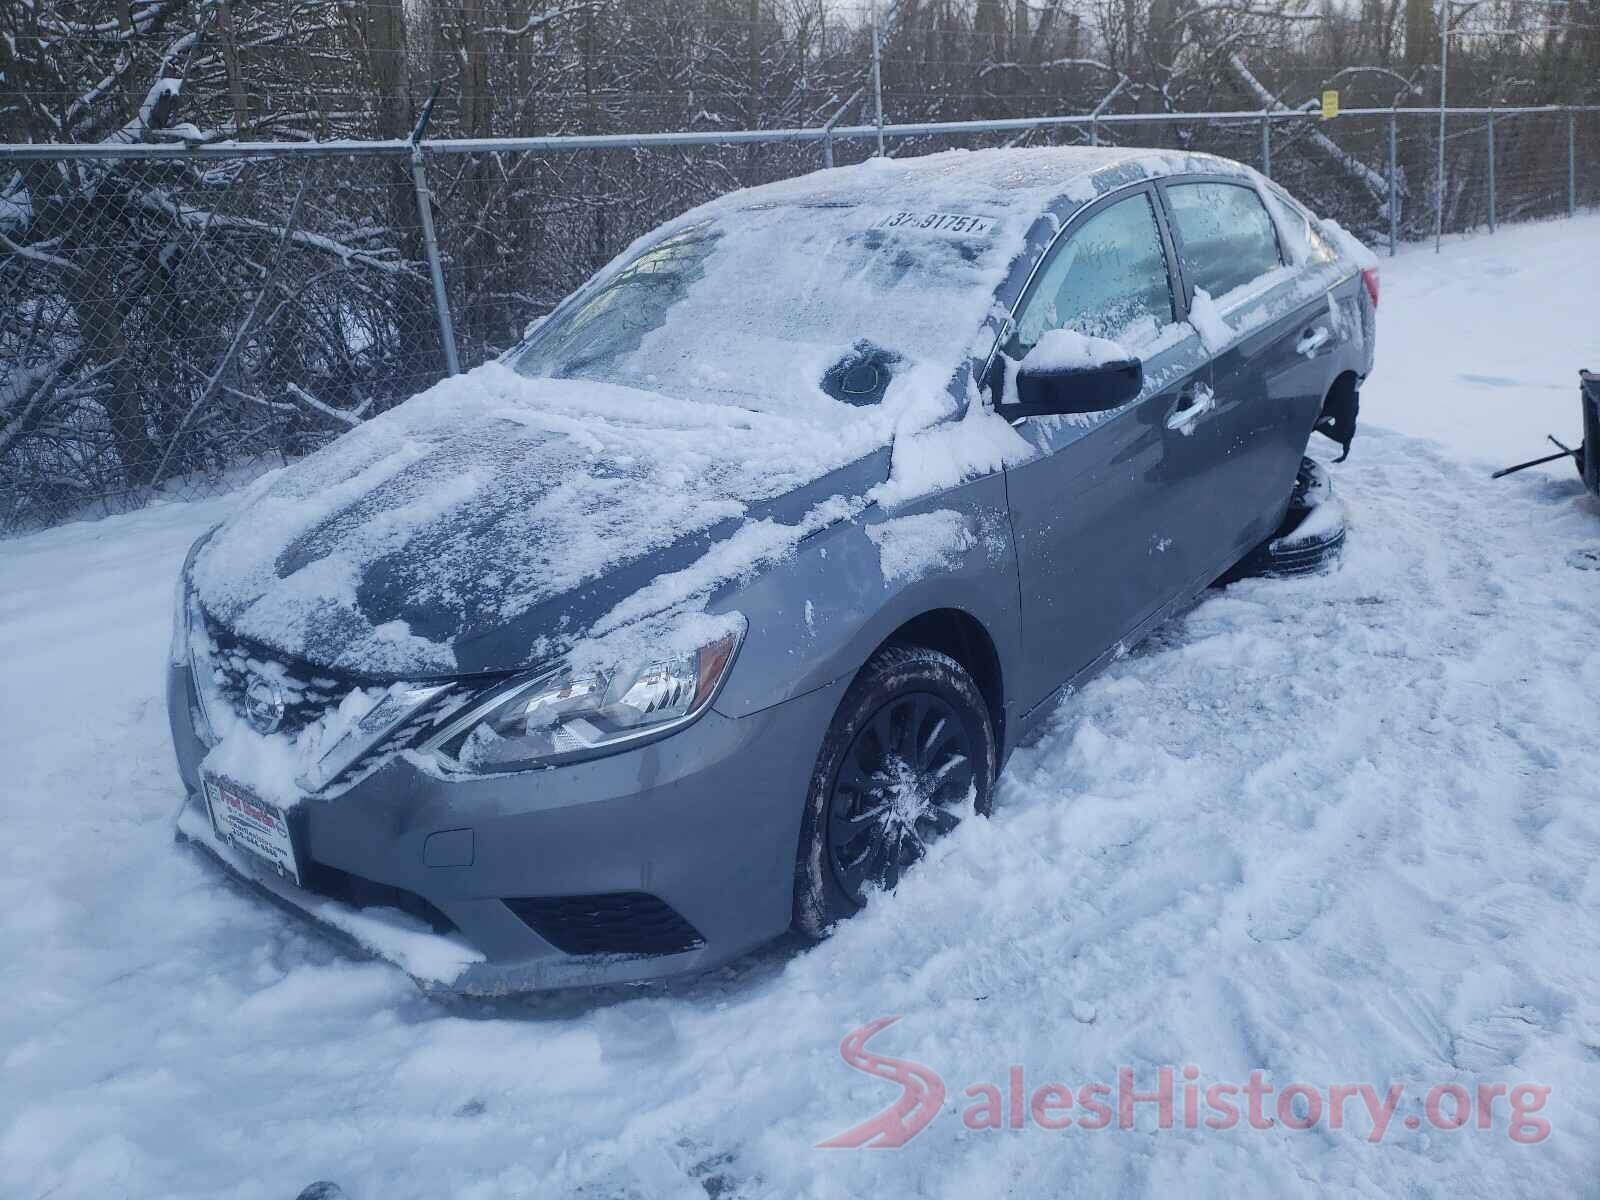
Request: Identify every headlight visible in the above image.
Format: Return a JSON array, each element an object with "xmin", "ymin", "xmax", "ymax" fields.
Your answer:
[
  {"xmin": 170, "ymin": 528, "xmax": 216, "ymax": 667},
  {"xmin": 171, "ymin": 528, "xmax": 220, "ymax": 744},
  {"xmin": 428, "ymin": 621, "xmax": 744, "ymax": 774},
  {"xmin": 169, "ymin": 569, "xmax": 193, "ymax": 667}
]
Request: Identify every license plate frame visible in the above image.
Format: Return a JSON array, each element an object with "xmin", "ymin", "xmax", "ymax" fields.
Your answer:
[{"xmin": 202, "ymin": 774, "xmax": 302, "ymax": 887}]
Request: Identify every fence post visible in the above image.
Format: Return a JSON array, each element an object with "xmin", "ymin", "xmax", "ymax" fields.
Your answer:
[
  {"xmin": 1435, "ymin": 2, "xmax": 1449, "ymax": 252},
  {"xmin": 821, "ymin": 132, "xmax": 833, "ymax": 168},
  {"xmin": 1260, "ymin": 115, "xmax": 1271, "ymax": 178},
  {"xmin": 1089, "ymin": 117, "xmax": 1098, "ymax": 147},
  {"xmin": 1486, "ymin": 114, "xmax": 1496, "ymax": 233},
  {"xmin": 410, "ymin": 145, "xmax": 461, "ymax": 377},
  {"xmin": 869, "ymin": 1, "xmax": 885, "ymax": 157},
  {"xmin": 1570, "ymin": 110, "xmax": 1578, "ymax": 217},
  {"xmin": 1388, "ymin": 113, "xmax": 1399, "ymax": 257}
]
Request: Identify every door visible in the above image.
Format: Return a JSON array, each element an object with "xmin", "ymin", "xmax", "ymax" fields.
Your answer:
[
  {"xmin": 998, "ymin": 187, "xmax": 1217, "ymax": 713},
  {"xmin": 1159, "ymin": 178, "xmax": 1337, "ymax": 560}
]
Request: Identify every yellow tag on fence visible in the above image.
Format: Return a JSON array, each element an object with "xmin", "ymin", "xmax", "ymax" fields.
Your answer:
[{"xmin": 1321, "ymin": 90, "xmax": 1340, "ymax": 120}]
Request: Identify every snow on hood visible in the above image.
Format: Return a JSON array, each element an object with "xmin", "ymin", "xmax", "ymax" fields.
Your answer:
[
  {"xmin": 190, "ymin": 365, "xmax": 924, "ymax": 677},
  {"xmin": 192, "ymin": 147, "xmax": 1241, "ymax": 680}
]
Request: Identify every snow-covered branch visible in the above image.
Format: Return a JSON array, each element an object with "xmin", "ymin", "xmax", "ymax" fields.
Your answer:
[
  {"xmin": 284, "ymin": 382, "xmax": 373, "ymax": 427},
  {"xmin": 138, "ymin": 193, "xmax": 420, "ymax": 277},
  {"xmin": 1225, "ymin": 51, "xmax": 1394, "ymax": 207}
]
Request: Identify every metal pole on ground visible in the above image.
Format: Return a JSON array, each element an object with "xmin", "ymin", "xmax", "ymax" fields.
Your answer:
[
  {"xmin": 1261, "ymin": 115, "xmax": 1271, "ymax": 178},
  {"xmin": 1486, "ymin": 114, "xmax": 1496, "ymax": 232}
]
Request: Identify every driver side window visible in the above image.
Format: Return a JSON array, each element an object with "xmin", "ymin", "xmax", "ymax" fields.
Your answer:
[{"xmin": 1014, "ymin": 192, "xmax": 1175, "ymax": 354}]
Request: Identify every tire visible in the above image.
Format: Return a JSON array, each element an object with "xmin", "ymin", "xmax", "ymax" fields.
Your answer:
[
  {"xmin": 793, "ymin": 644, "xmax": 997, "ymax": 938},
  {"xmin": 1219, "ymin": 456, "xmax": 1347, "ymax": 584}
]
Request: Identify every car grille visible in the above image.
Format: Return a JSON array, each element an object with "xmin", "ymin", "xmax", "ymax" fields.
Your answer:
[
  {"xmin": 201, "ymin": 613, "xmax": 348, "ymax": 735},
  {"xmin": 503, "ymin": 892, "xmax": 706, "ymax": 957},
  {"xmin": 190, "ymin": 610, "xmax": 483, "ymax": 793}
]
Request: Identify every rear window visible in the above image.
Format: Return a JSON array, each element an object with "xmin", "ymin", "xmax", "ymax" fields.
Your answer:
[{"xmin": 1165, "ymin": 182, "xmax": 1283, "ymax": 299}]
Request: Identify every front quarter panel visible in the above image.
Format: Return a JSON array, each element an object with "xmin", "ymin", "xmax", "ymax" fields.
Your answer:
[{"xmin": 710, "ymin": 471, "xmax": 1021, "ymax": 730}]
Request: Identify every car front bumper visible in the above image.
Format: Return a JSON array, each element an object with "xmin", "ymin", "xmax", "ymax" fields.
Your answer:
[{"xmin": 169, "ymin": 661, "xmax": 845, "ymax": 994}]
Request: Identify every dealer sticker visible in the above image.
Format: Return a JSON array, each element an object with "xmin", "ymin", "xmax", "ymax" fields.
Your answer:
[{"xmin": 874, "ymin": 211, "xmax": 995, "ymax": 235}]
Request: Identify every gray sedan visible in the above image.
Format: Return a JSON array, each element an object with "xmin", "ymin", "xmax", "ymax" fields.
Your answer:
[{"xmin": 169, "ymin": 146, "xmax": 1376, "ymax": 992}]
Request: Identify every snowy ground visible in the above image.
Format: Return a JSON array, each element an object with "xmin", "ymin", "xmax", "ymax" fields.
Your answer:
[
  {"xmin": 4, "ymin": 215, "xmax": 1599, "ymax": 1200},
  {"xmin": 1360, "ymin": 215, "xmax": 1597, "ymax": 474}
]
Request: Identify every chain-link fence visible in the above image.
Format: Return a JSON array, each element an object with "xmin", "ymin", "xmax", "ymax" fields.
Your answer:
[{"xmin": 3, "ymin": 104, "xmax": 1597, "ymax": 531}]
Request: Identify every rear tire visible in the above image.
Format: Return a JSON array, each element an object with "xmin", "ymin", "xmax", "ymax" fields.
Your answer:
[
  {"xmin": 1219, "ymin": 456, "xmax": 1346, "ymax": 583},
  {"xmin": 793, "ymin": 644, "xmax": 996, "ymax": 938}
]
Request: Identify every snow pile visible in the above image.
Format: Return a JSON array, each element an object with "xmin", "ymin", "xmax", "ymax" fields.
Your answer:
[
  {"xmin": 867, "ymin": 509, "xmax": 978, "ymax": 585},
  {"xmin": 869, "ymin": 377, "xmax": 1035, "ymax": 508},
  {"xmin": 174, "ymin": 803, "xmax": 483, "ymax": 983},
  {"xmin": 1320, "ymin": 217, "xmax": 1380, "ymax": 271},
  {"xmin": 1187, "ymin": 286, "xmax": 1233, "ymax": 353},
  {"xmin": 192, "ymin": 366, "xmax": 895, "ymax": 676},
  {"xmin": 569, "ymin": 495, "xmax": 863, "ymax": 674},
  {"xmin": 1274, "ymin": 492, "xmax": 1346, "ymax": 549},
  {"xmin": 1024, "ymin": 328, "xmax": 1132, "ymax": 370}
]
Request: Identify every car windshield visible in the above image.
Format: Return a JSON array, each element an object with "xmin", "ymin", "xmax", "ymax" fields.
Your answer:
[{"xmin": 506, "ymin": 201, "xmax": 1016, "ymax": 415}]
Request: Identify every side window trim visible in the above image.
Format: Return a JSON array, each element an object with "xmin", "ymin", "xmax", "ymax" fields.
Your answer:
[
  {"xmin": 1154, "ymin": 174, "xmax": 1288, "ymax": 310},
  {"xmin": 1147, "ymin": 180, "xmax": 1189, "ymax": 324}
]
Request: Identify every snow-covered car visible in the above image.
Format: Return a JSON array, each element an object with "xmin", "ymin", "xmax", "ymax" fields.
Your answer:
[{"xmin": 169, "ymin": 146, "xmax": 1378, "ymax": 993}]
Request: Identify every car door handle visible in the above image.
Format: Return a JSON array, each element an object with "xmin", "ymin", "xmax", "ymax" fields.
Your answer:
[
  {"xmin": 1296, "ymin": 326, "xmax": 1332, "ymax": 356},
  {"xmin": 1165, "ymin": 384, "xmax": 1214, "ymax": 432}
]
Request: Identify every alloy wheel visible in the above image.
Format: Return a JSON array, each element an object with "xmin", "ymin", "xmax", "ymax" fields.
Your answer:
[{"xmin": 825, "ymin": 690, "xmax": 978, "ymax": 902}]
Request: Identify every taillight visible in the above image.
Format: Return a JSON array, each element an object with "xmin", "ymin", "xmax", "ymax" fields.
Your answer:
[{"xmin": 1361, "ymin": 266, "xmax": 1380, "ymax": 309}]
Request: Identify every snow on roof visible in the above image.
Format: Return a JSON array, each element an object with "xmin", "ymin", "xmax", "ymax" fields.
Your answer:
[{"xmin": 692, "ymin": 145, "xmax": 1251, "ymax": 220}]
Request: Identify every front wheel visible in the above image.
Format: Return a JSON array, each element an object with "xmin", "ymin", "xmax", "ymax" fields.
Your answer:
[{"xmin": 793, "ymin": 644, "xmax": 996, "ymax": 938}]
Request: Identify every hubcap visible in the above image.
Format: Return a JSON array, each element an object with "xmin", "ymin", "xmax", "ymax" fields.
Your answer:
[{"xmin": 826, "ymin": 690, "xmax": 978, "ymax": 902}]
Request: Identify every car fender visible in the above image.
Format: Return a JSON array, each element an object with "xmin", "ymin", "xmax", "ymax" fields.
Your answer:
[{"xmin": 710, "ymin": 470, "xmax": 1021, "ymax": 730}]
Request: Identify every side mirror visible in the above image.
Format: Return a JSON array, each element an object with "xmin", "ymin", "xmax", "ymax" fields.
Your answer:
[{"xmin": 999, "ymin": 331, "xmax": 1143, "ymax": 418}]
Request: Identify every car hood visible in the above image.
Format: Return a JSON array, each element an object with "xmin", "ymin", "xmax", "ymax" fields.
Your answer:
[{"xmin": 190, "ymin": 364, "xmax": 895, "ymax": 678}]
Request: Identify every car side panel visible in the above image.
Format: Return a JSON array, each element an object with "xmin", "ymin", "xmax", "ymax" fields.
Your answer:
[
  {"xmin": 1203, "ymin": 284, "xmax": 1335, "ymax": 556},
  {"xmin": 1003, "ymin": 326, "xmax": 1215, "ymax": 714},
  {"xmin": 1156, "ymin": 171, "xmax": 1374, "ymax": 556}
]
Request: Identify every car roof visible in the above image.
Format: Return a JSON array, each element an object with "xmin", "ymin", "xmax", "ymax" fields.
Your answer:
[{"xmin": 701, "ymin": 145, "xmax": 1256, "ymax": 223}]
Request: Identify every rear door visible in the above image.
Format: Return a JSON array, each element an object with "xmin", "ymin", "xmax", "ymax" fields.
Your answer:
[
  {"xmin": 1158, "ymin": 178, "xmax": 1337, "ymax": 562},
  {"xmin": 997, "ymin": 186, "xmax": 1216, "ymax": 713}
]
